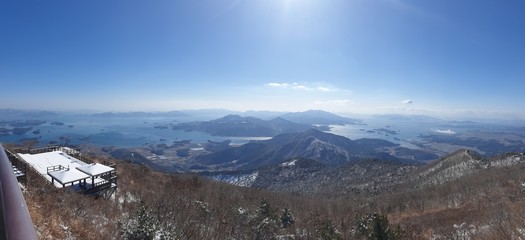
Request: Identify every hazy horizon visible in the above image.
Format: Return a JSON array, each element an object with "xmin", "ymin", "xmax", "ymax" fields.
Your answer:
[
  {"xmin": 2, "ymin": 1, "xmax": 525, "ymax": 120},
  {"xmin": 3, "ymin": 107, "xmax": 525, "ymax": 124}
]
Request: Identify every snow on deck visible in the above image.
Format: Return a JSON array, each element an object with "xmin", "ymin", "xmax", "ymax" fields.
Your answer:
[
  {"xmin": 18, "ymin": 151, "xmax": 88, "ymax": 187},
  {"xmin": 17, "ymin": 150, "xmax": 112, "ymax": 188},
  {"xmin": 76, "ymin": 163, "xmax": 114, "ymax": 176},
  {"xmin": 48, "ymin": 169, "xmax": 90, "ymax": 186}
]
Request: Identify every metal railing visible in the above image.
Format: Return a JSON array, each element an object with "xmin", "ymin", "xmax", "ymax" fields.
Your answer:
[
  {"xmin": 47, "ymin": 164, "xmax": 69, "ymax": 173},
  {"xmin": 0, "ymin": 144, "xmax": 37, "ymax": 240}
]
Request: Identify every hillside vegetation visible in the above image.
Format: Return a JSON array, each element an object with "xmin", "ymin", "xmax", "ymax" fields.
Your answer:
[{"xmin": 21, "ymin": 150, "xmax": 525, "ymax": 239}]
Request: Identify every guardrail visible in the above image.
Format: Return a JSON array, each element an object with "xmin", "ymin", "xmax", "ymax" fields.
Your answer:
[
  {"xmin": 0, "ymin": 144, "xmax": 37, "ymax": 240},
  {"xmin": 47, "ymin": 165, "xmax": 69, "ymax": 173}
]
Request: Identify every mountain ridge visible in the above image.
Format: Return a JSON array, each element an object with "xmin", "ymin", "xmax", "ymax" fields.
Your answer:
[
  {"xmin": 204, "ymin": 149, "xmax": 525, "ymax": 198},
  {"xmin": 279, "ymin": 110, "xmax": 364, "ymax": 125},
  {"xmin": 414, "ymin": 149, "xmax": 525, "ymax": 186},
  {"xmin": 195, "ymin": 128, "xmax": 437, "ymax": 171},
  {"xmin": 172, "ymin": 114, "xmax": 318, "ymax": 137}
]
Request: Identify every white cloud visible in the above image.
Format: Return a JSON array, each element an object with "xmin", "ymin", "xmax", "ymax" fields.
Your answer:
[
  {"xmin": 432, "ymin": 129, "xmax": 456, "ymax": 135},
  {"xmin": 266, "ymin": 82, "xmax": 288, "ymax": 87},
  {"xmin": 266, "ymin": 82, "xmax": 341, "ymax": 92},
  {"xmin": 291, "ymin": 82, "xmax": 313, "ymax": 91},
  {"xmin": 402, "ymin": 99, "xmax": 413, "ymax": 104}
]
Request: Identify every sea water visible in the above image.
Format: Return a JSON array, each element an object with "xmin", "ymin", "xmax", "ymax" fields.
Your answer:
[
  {"xmin": 1, "ymin": 114, "xmax": 521, "ymax": 149},
  {"xmin": 0, "ymin": 115, "xmax": 269, "ymax": 148}
]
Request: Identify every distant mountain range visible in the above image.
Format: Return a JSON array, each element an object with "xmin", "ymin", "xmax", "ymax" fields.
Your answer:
[
  {"xmin": 171, "ymin": 110, "xmax": 363, "ymax": 137},
  {"xmin": 418, "ymin": 133, "xmax": 525, "ymax": 156},
  {"xmin": 91, "ymin": 111, "xmax": 188, "ymax": 118},
  {"xmin": 172, "ymin": 115, "xmax": 316, "ymax": 137},
  {"xmin": 279, "ymin": 110, "xmax": 364, "ymax": 125},
  {"xmin": 0, "ymin": 109, "xmax": 59, "ymax": 119},
  {"xmin": 88, "ymin": 109, "xmax": 364, "ymax": 126},
  {"xmin": 195, "ymin": 128, "xmax": 438, "ymax": 171}
]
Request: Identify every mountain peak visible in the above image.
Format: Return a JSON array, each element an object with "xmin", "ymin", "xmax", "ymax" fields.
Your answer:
[
  {"xmin": 303, "ymin": 127, "xmax": 323, "ymax": 135},
  {"xmin": 216, "ymin": 114, "xmax": 244, "ymax": 120},
  {"xmin": 443, "ymin": 149, "xmax": 482, "ymax": 162},
  {"xmin": 416, "ymin": 149, "xmax": 484, "ymax": 186},
  {"xmin": 279, "ymin": 110, "xmax": 363, "ymax": 125}
]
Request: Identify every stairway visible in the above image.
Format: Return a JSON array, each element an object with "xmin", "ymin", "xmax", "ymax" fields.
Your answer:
[{"xmin": 12, "ymin": 164, "xmax": 25, "ymax": 178}]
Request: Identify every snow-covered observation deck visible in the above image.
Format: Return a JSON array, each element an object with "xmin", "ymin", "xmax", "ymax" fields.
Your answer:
[{"xmin": 14, "ymin": 146, "xmax": 117, "ymax": 198}]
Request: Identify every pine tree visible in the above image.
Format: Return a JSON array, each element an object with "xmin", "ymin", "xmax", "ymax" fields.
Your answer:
[
  {"xmin": 316, "ymin": 219, "xmax": 342, "ymax": 240},
  {"xmin": 355, "ymin": 213, "xmax": 405, "ymax": 240},
  {"xmin": 257, "ymin": 199, "xmax": 273, "ymax": 218},
  {"xmin": 120, "ymin": 202, "xmax": 159, "ymax": 240},
  {"xmin": 252, "ymin": 199, "xmax": 279, "ymax": 240},
  {"xmin": 280, "ymin": 208, "xmax": 295, "ymax": 228}
]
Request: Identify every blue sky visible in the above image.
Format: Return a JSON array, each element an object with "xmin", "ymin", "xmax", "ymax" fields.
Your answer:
[{"xmin": 1, "ymin": 0, "xmax": 524, "ymax": 119}]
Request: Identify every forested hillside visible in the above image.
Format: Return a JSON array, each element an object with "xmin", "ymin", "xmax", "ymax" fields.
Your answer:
[{"xmin": 21, "ymin": 150, "xmax": 525, "ymax": 239}]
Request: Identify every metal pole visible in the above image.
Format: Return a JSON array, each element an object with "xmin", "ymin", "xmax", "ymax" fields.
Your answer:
[{"xmin": 0, "ymin": 144, "xmax": 37, "ymax": 240}]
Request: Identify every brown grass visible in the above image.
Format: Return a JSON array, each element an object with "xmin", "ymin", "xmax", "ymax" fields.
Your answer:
[{"xmin": 21, "ymin": 155, "xmax": 525, "ymax": 239}]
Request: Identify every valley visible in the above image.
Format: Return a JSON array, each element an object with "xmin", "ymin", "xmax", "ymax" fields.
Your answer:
[
  {"xmin": 3, "ymin": 109, "xmax": 523, "ymax": 174},
  {"xmin": 2, "ymin": 109, "xmax": 525, "ymax": 239}
]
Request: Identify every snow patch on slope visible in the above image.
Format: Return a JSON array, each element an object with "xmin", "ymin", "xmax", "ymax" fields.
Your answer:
[
  {"xmin": 281, "ymin": 159, "xmax": 298, "ymax": 167},
  {"xmin": 210, "ymin": 172, "xmax": 259, "ymax": 187}
]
